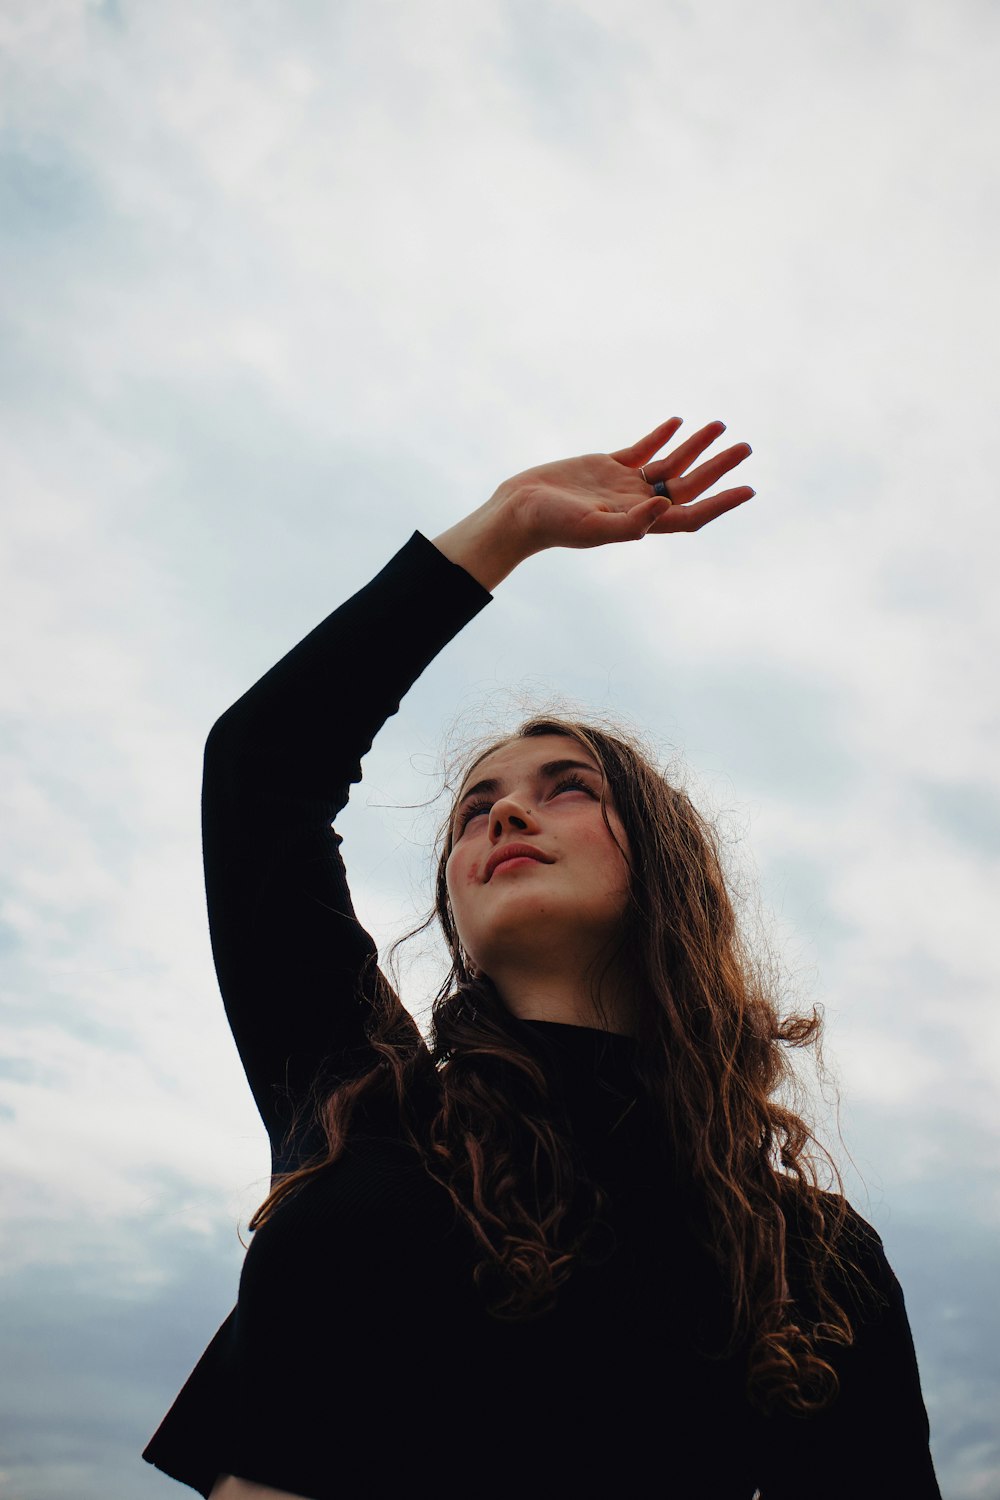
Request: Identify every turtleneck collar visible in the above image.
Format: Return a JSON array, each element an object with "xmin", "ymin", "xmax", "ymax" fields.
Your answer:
[
  {"xmin": 508, "ymin": 1017, "xmax": 652, "ymax": 1160},
  {"xmin": 513, "ymin": 1017, "xmax": 639, "ymax": 1077}
]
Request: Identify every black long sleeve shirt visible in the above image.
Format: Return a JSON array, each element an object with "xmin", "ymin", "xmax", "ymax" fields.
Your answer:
[{"xmin": 143, "ymin": 531, "xmax": 941, "ymax": 1499}]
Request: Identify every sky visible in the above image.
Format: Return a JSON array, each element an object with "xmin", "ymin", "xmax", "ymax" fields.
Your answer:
[{"xmin": 1, "ymin": 0, "xmax": 998, "ymax": 1494}]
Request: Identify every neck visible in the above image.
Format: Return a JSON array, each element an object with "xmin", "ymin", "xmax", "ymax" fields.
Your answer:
[{"xmin": 486, "ymin": 960, "xmax": 638, "ymax": 1037}]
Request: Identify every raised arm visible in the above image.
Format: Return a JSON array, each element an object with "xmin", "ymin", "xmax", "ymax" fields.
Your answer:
[
  {"xmin": 204, "ymin": 418, "xmax": 751, "ymax": 1170},
  {"xmin": 201, "ymin": 533, "xmax": 493, "ymax": 1167}
]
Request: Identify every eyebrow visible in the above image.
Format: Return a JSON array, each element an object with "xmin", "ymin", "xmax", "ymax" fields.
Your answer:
[{"xmin": 455, "ymin": 758, "xmax": 603, "ymax": 815}]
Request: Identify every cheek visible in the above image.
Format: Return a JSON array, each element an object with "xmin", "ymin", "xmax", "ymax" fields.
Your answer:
[
  {"xmin": 575, "ymin": 815, "xmax": 626, "ymax": 857},
  {"xmin": 446, "ymin": 849, "xmax": 486, "ymax": 902},
  {"xmin": 582, "ymin": 823, "xmax": 630, "ymax": 894}
]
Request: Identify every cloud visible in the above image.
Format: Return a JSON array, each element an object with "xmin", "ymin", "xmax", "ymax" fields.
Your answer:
[
  {"xmin": 1, "ymin": 0, "xmax": 997, "ymax": 1493},
  {"xmin": 0, "ymin": 1217, "xmax": 242, "ymax": 1500}
]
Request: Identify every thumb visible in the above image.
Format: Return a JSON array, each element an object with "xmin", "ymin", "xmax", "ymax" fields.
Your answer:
[{"xmin": 583, "ymin": 494, "xmax": 670, "ymax": 545}]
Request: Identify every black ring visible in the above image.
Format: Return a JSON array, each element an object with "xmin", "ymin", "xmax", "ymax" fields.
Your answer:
[{"xmin": 652, "ymin": 479, "xmax": 671, "ymax": 499}]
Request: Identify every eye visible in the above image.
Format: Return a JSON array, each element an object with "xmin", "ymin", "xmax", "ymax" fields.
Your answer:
[
  {"xmin": 457, "ymin": 797, "xmax": 492, "ymax": 832},
  {"xmin": 552, "ymin": 773, "xmax": 596, "ymax": 799}
]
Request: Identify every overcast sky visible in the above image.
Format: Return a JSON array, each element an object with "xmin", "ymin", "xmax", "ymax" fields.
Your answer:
[{"xmin": 1, "ymin": 1, "xmax": 998, "ymax": 1495}]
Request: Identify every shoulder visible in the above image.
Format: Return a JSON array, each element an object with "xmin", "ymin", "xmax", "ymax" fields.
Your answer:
[
  {"xmin": 780, "ymin": 1183, "xmax": 884, "ymax": 1253},
  {"xmin": 780, "ymin": 1185, "xmax": 896, "ymax": 1321}
]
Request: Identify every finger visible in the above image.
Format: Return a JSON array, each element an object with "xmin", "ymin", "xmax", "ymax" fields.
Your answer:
[
  {"xmin": 665, "ymin": 442, "xmax": 752, "ymax": 504},
  {"xmin": 609, "ymin": 417, "xmax": 683, "ymax": 469},
  {"xmin": 645, "ymin": 485, "xmax": 755, "ymax": 534},
  {"xmin": 648, "ymin": 419, "xmax": 728, "ymax": 481}
]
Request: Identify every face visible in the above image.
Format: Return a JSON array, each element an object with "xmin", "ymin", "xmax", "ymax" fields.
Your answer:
[{"xmin": 445, "ymin": 734, "xmax": 632, "ymax": 979}]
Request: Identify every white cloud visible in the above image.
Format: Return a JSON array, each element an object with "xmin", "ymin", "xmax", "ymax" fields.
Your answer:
[{"xmin": 1, "ymin": 0, "xmax": 998, "ymax": 1492}]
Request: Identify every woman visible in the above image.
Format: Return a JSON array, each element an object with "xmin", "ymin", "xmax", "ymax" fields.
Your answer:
[{"xmin": 143, "ymin": 418, "xmax": 941, "ymax": 1498}]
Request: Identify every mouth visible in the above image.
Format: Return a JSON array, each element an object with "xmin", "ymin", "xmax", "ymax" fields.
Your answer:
[{"xmin": 484, "ymin": 844, "xmax": 554, "ymax": 882}]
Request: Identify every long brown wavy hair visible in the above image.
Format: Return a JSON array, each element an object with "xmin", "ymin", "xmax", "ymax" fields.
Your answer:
[{"xmin": 251, "ymin": 714, "xmax": 868, "ymax": 1413}]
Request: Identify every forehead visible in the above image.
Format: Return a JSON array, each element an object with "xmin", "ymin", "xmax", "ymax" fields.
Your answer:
[{"xmin": 458, "ymin": 734, "xmax": 595, "ymax": 796}]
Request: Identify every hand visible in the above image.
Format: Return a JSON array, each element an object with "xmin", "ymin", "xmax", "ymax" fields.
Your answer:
[{"xmin": 504, "ymin": 417, "xmax": 754, "ymax": 556}]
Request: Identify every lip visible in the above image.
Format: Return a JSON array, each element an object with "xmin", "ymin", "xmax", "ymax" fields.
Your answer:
[{"xmin": 484, "ymin": 843, "xmax": 554, "ymax": 883}]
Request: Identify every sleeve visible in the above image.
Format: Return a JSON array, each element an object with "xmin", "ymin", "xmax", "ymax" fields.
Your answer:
[
  {"xmin": 751, "ymin": 1207, "xmax": 942, "ymax": 1499},
  {"xmin": 201, "ymin": 529, "xmax": 492, "ymax": 1171}
]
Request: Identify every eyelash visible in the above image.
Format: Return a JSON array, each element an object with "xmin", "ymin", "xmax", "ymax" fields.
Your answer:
[{"xmin": 457, "ymin": 773, "xmax": 597, "ymax": 833}]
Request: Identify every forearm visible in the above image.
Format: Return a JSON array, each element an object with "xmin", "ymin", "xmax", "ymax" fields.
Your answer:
[{"xmin": 431, "ymin": 483, "xmax": 533, "ymax": 592}]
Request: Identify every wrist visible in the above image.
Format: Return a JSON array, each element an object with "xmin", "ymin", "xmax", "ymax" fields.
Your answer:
[{"xmin": 431, "ymin": 483, "xmax": 535, "ymax": 591}]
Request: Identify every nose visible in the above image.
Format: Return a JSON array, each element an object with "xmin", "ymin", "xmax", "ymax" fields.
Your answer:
[{"xmin": 487, "ymin": 797, "xmax": 539, "ymax": 843}]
